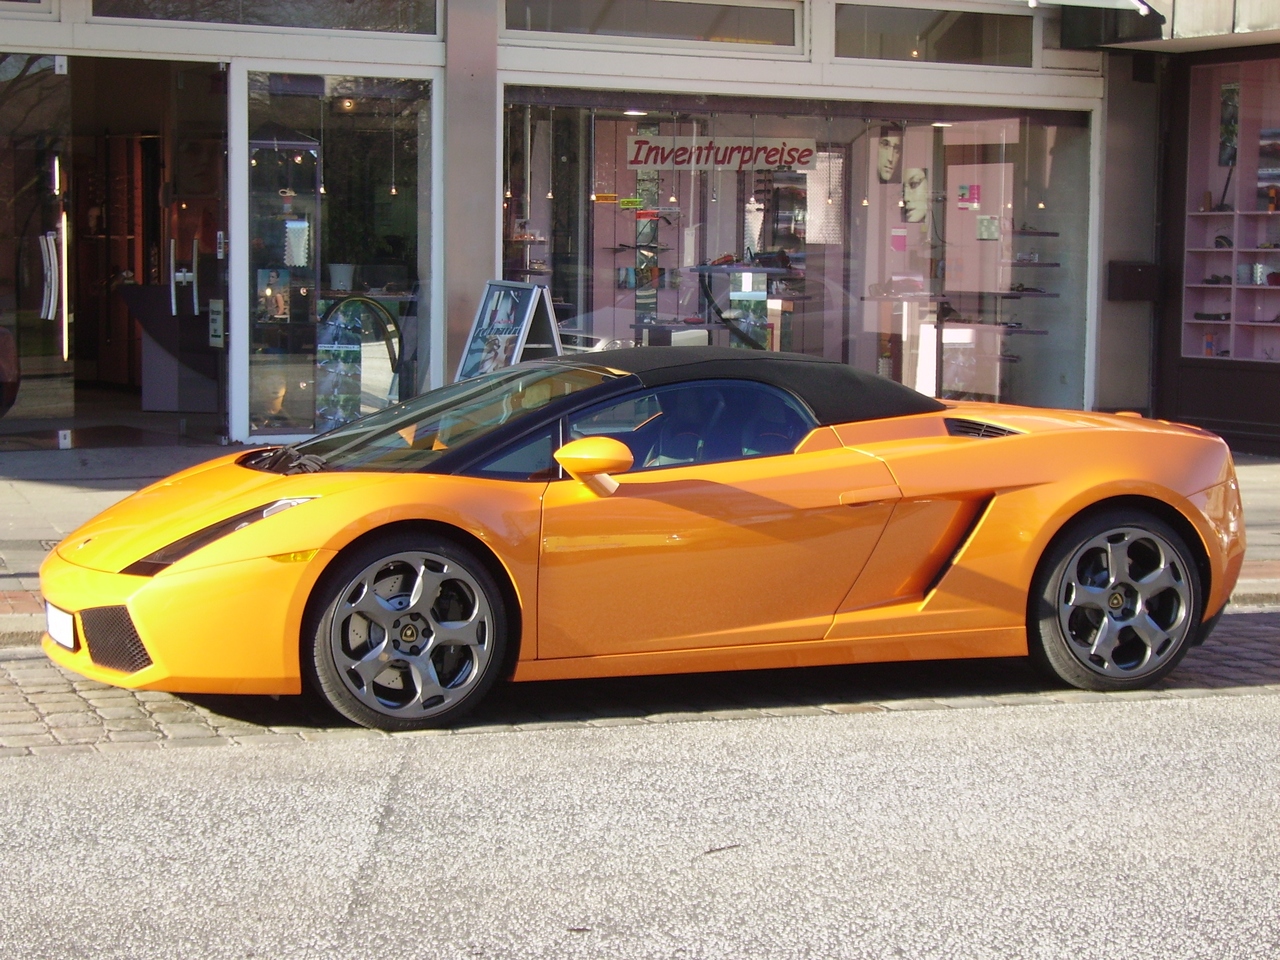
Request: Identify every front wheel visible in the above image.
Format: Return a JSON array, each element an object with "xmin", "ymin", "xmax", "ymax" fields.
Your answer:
[
  {"xmin": 306, "ymin": 532, "xmax": 509, "ymax": 730},
  {"xmin": 1029, "ymin": 509, "xmax": 1202, "ymax": 691}
]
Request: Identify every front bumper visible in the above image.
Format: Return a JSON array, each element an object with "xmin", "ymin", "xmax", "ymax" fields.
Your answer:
[{"xmin": 39, "ymin": 547, "xmax": 335, "ymax": 695}]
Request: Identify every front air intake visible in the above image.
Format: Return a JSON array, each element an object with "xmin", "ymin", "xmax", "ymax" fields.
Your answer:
[
  {"xmin": 945, "ymin": 418, "xmax": 1020, "ymax": 439},
  {"xmin": 80, "ymin": 606, "xmax": 153, "ymax": 674}
]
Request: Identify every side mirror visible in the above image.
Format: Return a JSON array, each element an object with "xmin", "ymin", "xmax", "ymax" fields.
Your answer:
[{"xmin": 554, "ymin": 436, "xmax": 634, "ymax": 496}]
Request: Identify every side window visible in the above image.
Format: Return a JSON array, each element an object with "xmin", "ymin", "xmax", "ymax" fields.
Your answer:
[
  {"xmin": 469, "ymin": 427, "xmax": 558, "ymax": 481},
  {"xmin": 566, "ymin": 380, "xmax": 814, "ymax": 472}
]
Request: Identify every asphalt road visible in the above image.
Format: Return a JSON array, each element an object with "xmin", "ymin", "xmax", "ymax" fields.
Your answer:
[{"xmin": 2, "ymin": 692, "xmax": 1278, "ymax": 960}]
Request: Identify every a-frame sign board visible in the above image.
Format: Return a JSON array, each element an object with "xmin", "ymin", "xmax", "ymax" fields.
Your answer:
[{"xmin": 454, "ymin": 281, "xmax": 563, "ymax": 382}]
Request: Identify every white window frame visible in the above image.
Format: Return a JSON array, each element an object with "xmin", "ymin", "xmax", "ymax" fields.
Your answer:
[
  {"xmin": 499, "ymin": 0, "xmax": 807, "ymax": 61},
  {"xmin": 86, "ymin": 0, "xmax": 440, "ymax": 39},
  {"xmin": 829, "ymin": 0, "xmax": 1047, "ymax": 73},
  {"xmin": 0, "ymin": 0, "xmax": 57, "ymax": 20},
  {"xmin": 227, "ymin": 56, "xmax": 445, "ymax": 444}
]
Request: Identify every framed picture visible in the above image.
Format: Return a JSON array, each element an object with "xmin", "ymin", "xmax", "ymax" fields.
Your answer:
[{"xmin": 455, "ymin": 281, "xmax": 562, "ymax": 381}]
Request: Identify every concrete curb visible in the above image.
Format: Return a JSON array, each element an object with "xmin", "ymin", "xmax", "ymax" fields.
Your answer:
[{"xmin": 0, "ymin": 615, "xmax": 42, "ymax": 648}]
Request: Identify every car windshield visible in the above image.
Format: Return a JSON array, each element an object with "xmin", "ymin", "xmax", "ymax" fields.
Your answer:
[{"xmin": 263, "ymin": 363, "xmax": 618, "ymax": 473}]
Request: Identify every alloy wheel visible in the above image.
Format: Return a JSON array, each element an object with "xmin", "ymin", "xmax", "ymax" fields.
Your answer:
[
  {"xmin": 328, "ymin": 550, "xmax": 493, "ymax": 720},
  {"xmin": 1056, "ymin": 526, "xmax": 1192, "ymax": 680}
]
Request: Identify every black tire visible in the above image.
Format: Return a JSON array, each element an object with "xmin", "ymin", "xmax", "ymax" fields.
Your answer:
[
  {"xmin": 304, "ymin": 531, "xmax": 510, "ymax": 730},
  {"xmin": 1029, "ymin": 507, "xmax": 1202, "ymax": 691}
]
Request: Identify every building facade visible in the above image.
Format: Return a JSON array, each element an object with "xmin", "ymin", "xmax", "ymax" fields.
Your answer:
[{"xmin": 0, "ymin": 0, "xmax": 1157, "ymax": 445}]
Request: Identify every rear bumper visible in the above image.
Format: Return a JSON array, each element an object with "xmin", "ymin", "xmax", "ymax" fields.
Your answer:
[
  {"xmin": 1190, "ymin": 472, "xmax": 1246, "ymax": 619},
  {"xmin": 39, "ymin": 547, "xmax": 335, "ymax": 694}
]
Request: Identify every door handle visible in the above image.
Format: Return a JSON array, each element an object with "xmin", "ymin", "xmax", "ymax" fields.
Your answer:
[
  {"xmin": 39, "ymin": 232, "xmax": 57, "ymax": 321},
  {"xmin": 191, "ymin": 237, "xmax": 200, "ymax": 315},
  {"xmin": 170, "ymin": 238, "xmax": 196, "ymax": 316}
]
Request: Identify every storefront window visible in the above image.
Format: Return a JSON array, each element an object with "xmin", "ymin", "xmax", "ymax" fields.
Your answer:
[
  {"xmin": 248, "ymin": 73, "xmax": 430, "ymax": 435},
  {"xmin": 1180, "ymin": 59, "xmax": 1280, "ymax": 364},
  {"xmin": 94, "ymin": 0, "xmax": 436, "ymax": 34},
  {"xmin": 505, "ymin": 0, "xmax": 797, "ymax": 46},
  {"xmin": 504, "ymin": 91, "xmax": 1090, "ymax": 408},
  {"xmin": 834, "ymin": 5, "xmax": 1033, "ymax": 68}
]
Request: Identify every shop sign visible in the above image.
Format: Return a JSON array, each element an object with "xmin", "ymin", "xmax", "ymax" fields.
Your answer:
[
  {"xmin": 636, "ymin": 209, "xmax": 659, "ymax": 221},
  {"xmin": 627, "ymin": 137, "xmax": 817, "ymax": 171},
  {"xmin": 618, "ymin": 197, "xmax": 643, "ymax": 209},
  {"xmin": 593, "ymin": 193, "xmax": 618, "ymax": 203}
]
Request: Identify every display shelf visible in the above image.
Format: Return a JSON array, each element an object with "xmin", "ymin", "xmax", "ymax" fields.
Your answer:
[
  {"xmin": 1002, "ymin": 261, "xmax": 1060, "ymax": 268},
  {"xmin": 1011, "ymin": 229, "xmax": 1060, "ymax": 236},
  {"xmin": 1179, "ymin": 63, "xmax": 1280, "ymax": 362}
]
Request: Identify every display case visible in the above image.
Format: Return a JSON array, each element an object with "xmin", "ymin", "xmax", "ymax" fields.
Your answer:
[{"xmin": 1182, "ymin": 61, "xmax": 1280, "ymax": 363}]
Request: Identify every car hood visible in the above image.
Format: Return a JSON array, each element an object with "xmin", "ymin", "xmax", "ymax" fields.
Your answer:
[{"xmin": 55, "ymin": 453, "xmax": 365, "ymax": 574}]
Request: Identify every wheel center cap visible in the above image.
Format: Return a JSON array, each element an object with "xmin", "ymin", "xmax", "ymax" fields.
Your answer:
[
  {"xmin": 400, "ymin": 624, "xmax": 418, "ymax": 643},
  {"xmin": 1108, "ymin": 592, "xmax": 1125, "ymax": 610}
]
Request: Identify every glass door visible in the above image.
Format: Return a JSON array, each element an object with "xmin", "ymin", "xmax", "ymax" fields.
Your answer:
[{"xmin": 0, "ymin": 53, "xmax": 73, "ymax": 423}]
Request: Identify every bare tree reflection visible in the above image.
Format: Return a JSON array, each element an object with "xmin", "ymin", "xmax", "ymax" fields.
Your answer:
[{"xmin": 91, "ymin": 0, "xmax": 435, "ymax": 33}]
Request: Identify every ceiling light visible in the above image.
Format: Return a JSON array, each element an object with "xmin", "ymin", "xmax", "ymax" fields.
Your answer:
[
  {"xmin": 624, "ymin": 109, "xmax": 648, "ymax": 117},
  {"xmin": 932, "ymin": 122, "xmax": 952, "ymax": 128}
]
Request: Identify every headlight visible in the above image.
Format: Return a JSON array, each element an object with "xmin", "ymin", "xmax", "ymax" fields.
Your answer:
[{"xmin": 121, "ymin": 498, "xmax": 314, "ymax": 576}]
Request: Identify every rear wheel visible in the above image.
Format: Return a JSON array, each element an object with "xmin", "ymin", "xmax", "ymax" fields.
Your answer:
[
  {"xmin": 1029, "ymin": 509, "xmax": 1202, "ymax": 691},
  {"xmin": 306, "ymin": 532, "xmax": 509, "ymax": 729}
]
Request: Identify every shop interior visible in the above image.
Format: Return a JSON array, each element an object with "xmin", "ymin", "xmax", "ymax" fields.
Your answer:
[
  {"xmin": 0, "ymin": 54, "xmax": 228, "ymax": 450},
  {"xmin": 503, "ymin": 92, "xmax": 1091, "ymax": 409},
  {"xmin": 245, "ymin": 73, "xmax": 431, "ymax": 436}
]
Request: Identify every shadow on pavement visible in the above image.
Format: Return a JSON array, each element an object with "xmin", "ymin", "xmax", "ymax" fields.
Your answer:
[{"xmin": 180, "ymin": 611, "xmax": 1280, "ymax": 732}]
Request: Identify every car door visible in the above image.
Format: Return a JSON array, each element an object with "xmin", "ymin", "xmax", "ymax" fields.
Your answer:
[{"xmin": 537, "ymin": 380, "xmax": 902, "ymax": 659}]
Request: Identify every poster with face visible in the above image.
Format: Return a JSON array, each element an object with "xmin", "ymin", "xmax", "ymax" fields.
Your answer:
[
  {"xmin": 456, "ymin": 282, "xmax": 537, "ymax": 381},
  {"xmin": 876, "ymin": 125, "xmax": 902, "ymax": 184},
  {"xmin": 257, "ymin": 268, "xmax": 290, "ymax": 321},
  {"xmin": 902, "ymin": 167, "xmax": 929, "ymax": 223}
]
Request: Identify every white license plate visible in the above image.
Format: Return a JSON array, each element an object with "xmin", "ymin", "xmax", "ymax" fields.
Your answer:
[{"xmin": 46, "ymin": 603, "xmax": 75, "ymax": 650}]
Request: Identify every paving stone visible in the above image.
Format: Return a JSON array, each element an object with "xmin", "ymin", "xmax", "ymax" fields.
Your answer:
[
  {"xmin": 822, "ymin": 702, "xmax": 889, "ymax": 714},
  {"xmin": 585, "ymin": 716, "xmax": 648, "ymax": 727},
  {"xmin": 760, "ymin": 705, "xmax": 832, "ymax": 717},
  {"xmin": 450, "ymin": 723, "xmax": 516, "ymax": 735},
  {"xmin": 158, "ymin": 724, "xmax": 219, "ymax": 739},
  {"xmin": 106, "ymin": 730, "xmax": 162, "ymax": 742},
  {"xmin": 159, "ymin": 738, "xmax": 229, "ymax": 749},
  {"xmin": 231, "ymin": 734, "xmax": 304, "ymax": 747},
  {"xmin": 0, "ymin": 747, "xmax": 31, "ymax": 759},
  {"xmin": 49, "ymin": 731, "xmax": 105, "ymax": 745},
  {"xmin": 30, "ymin": 744, "xmax": 94, "ymax": 756},
  {"xmin": 133, "ymin": 691, "xmax": 175, "ymax": 702},
  {"xmin": 0, "ymin": 734, "xmax": 57, "ymax": 747},
  {"xmin": 0, "ymin": 723, "xmax": 49, "ymax": 737},
  {"xmin": 644, "ymin": 711, "xmax": 712, "ymax": 724},
  {"xmin": 42, "ymin": 713, "xmax": 100, "ymax": 728},
  {"xmin": 0, "ymin": 711, "xmax": 38, "ymax": 724},
  {"xmin": 881, "ymin": 699, "xmax": 952, "ymax": 711},
  {"xmin": 388, "ymin": 728, "xmax": 451, "ymax": 738},
  {"xmin": 296, "ymin": 728, "xmax": 385, "ymax": 741},
  {"xmin": 208, "ymin": 727, "xmax": 267, "ymax": 739},
  {"xmin": 95, "ymin": 741, "xmax": 163, "ymax": 753},
  {"xmin": 103, "ymin": 718, "xmax": 156, "ymax": 732},
  {"xmin": 95, "ymin": 707, "xmax": 148, "ymax": 720},
  {"xmin": 703, "ymin": 708, "xmax": 768, "ymax": 720}
]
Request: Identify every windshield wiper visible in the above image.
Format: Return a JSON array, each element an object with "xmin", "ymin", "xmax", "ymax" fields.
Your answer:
[{"xmin": 261, "ymin": 444, "xmax": 328, "ymax": 475}]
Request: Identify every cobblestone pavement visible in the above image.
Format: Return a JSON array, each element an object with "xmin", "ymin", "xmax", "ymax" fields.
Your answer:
[{"xmin": 2, "ymin": 611, "xmax": 1277, "ymax": 759}]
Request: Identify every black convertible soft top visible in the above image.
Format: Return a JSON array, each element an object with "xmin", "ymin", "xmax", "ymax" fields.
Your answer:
[{"xmin": 554, "ymin": 346, "xmax": 945, "ymax": 425}]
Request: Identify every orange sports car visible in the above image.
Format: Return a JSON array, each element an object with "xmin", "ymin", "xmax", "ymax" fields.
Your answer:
[{"xmin": 40, "ymin": 347, "xmax": 1245, "ymax": 729}]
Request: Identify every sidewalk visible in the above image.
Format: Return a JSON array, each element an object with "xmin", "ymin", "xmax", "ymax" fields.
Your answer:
[{"xmin": 1, "ymin": 444, "xmax": 1278, "ymax": 646}]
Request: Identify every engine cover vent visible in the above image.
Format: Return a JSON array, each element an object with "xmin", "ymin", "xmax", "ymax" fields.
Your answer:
[
  {"xmin": 80, "ymin": 606, "xmax": 153, "ymax": 674},
  {"xmin": 945, "ymin": 418, "xmax": 1020, "ymax": 439}
]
